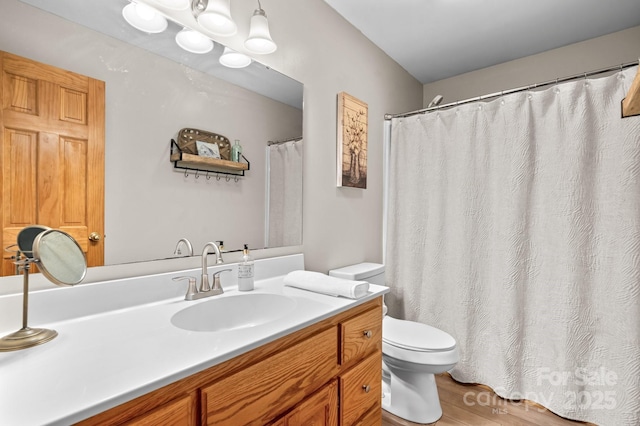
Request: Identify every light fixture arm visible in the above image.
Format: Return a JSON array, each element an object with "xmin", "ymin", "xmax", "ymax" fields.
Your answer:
[
  {"xmin": 254, "ymin": 0, "xmax": 266, "ymax": 17},
  {"xmin": 191, "ymin": 0, "xmax": 207, "ymax": 15}
]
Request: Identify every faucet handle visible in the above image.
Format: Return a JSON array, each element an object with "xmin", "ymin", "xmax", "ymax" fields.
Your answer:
[
  {"xmin": 173, "ymin": 276, "xmax": 198, "ymax": 300},
  {"xmin": 212, "ymin": 269, "xmax": 232, "ymax": 293}
]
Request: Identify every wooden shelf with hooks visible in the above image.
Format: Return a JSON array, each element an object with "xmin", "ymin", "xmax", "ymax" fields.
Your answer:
[{"xmin": 170, "ymin": 139, "xmax": 249, "ymax": 177}]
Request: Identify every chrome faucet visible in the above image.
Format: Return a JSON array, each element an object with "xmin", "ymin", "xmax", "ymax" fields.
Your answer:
[
  {"xmin": 171, "ymin": 242, "xmax": 228, "ymax": 301},
  {"xmin": 201, "ymin": 242, "xmax": 224, "ymax": 292},
  {"xmin": 173, "ymin": 238, "xmax": 193, "ymax": 257},
  {"xmin": 173, "ymin": 268, "xmax": 231, "ymax": 301}
]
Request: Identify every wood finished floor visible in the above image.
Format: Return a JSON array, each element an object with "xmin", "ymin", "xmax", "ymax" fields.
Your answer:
[{"xmin": 381, "ymin": 374, "xmax": 596, "ymax": 426}]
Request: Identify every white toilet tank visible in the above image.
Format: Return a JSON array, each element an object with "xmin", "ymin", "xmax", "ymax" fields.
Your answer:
[{"xmin": 329, "ymin": 263, "xmax": 385, "ymax": 286}]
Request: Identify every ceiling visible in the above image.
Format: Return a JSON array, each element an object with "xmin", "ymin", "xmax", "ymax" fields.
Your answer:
[{"xmin": 323, "ymin": 0, "xmax": 640, "ymax": 84}]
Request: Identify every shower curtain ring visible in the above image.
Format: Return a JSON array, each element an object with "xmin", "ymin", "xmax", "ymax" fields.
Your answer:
[
  {"xmin": 184, "ymin": 169, "xmax": 189, "ymax": 178},
  {"xmin": 195, "ymin": 170, "xmax": 200, "ymax": 179},
  {"xmin": 206, "ymin": 171, "xmax": 211, "ymax": 180},
  {"xmin": 234, "ymin": 177, "xmax": 239, "ymax": 182},
  {"xmin": 216, "ymin": 174, "xmax": 221, "ymax": 181},
  {"xmin": 225, "ymin": 176, "xmax": 231, "ymax": 182}
]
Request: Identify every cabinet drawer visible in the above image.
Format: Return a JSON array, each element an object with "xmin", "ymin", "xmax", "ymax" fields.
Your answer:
[
  {"xmin": 341, "ymin": 307, "xmax": 381, "ymax": 365},
  {"xmin": 340, "ymin": 351, "xmax": 382, "ymax": 426},
  {"xmin": 202, "ymin": 327, "xmax": 338, "ymax": 425}
]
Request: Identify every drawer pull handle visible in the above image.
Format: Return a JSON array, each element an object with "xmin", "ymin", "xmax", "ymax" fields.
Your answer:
[
  {"xmin": 363, "ymin": 330, "xmax": 373, "ymax": 338},
  {"xmin": 362, "ymin": 384, "xmax": 371, "ymax": 393}
]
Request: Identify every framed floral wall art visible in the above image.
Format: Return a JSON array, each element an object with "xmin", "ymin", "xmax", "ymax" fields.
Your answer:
[{"xmin": 337, "ymin": 92, "xmax": 368, "ymax": 189}]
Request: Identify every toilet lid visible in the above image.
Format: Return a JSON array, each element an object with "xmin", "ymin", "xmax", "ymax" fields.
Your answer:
[{"xmin": 383, "ymin": 316, "xmax": 456, "ymax": 352}]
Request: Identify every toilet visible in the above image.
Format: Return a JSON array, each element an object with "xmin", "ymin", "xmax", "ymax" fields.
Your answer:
[{"xmin": 329, "ymin": 263, "xmax": 459, "ymax": 424}]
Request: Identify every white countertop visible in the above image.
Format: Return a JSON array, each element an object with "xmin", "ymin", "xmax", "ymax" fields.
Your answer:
[{"xmin": 0, "ymin": 255, "xmax": 388, "ymax": 426}]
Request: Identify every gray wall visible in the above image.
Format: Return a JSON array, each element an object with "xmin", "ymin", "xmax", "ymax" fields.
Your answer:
[
  {"xmin": 423, "ymin": 26, "xmax": 640, "ymax": 107},
  {"xmin": 258, "ymin": 1, "xmax": 425, "ymax": 272}
]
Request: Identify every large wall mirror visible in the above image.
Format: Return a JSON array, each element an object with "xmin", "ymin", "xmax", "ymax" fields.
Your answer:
[{"xmin": 1, "ymin": 0, "xmax": 303, "ymax": 267}]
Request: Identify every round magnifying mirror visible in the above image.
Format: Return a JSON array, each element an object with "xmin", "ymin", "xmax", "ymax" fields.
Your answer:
[
  {"xmin": 33, "ymin": 229, "xmax": 87, "ymax": 286},
  {"xmin": 17, "ymin": 225, "xmax": 51, "ymax": 259}
]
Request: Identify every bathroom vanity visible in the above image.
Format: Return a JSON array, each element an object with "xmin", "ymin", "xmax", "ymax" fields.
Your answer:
[
  {"xmin": 0, "ymin": 254, "xmax": 387, "ymax": 425},
  {"xmin": 81, "ymin": 297, "xmax": 382, "ymax": 426}
]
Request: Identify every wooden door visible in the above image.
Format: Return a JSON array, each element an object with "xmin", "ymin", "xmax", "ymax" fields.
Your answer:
[{"xmin": 0, "ymin": 51, "xmax": 105, "ymax": 275}]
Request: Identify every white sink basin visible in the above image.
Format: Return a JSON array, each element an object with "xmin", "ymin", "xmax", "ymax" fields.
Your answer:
[{"xmin": 170, "ymin": 293, "xmax": 296, "ymax": 332}]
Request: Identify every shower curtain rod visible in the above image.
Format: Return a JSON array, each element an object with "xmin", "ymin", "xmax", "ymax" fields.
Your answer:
[
  {"xmin": 267, "ymin": 136, "xmax": 303, "ymax": 146},
  {"xmin": 385, "ymin": 60, "xmax": 640, "ymax": 120}
]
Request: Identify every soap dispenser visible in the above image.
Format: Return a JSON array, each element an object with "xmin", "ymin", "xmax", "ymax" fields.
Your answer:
[
  {"xmin": 238, "ymin": 244, "xmax": 254, "ymax": 291},
  {"xmin": 231, "ymin": 139, "xmax": 242, "ymax": 162}
]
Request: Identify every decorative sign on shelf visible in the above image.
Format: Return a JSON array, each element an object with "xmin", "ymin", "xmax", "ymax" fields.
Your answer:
[
  {"xmin": 337, "ymin": 92, "xmax": 368, "ymax": 189},
  {"xmin": 196, "ymin": 141, "xmax": 221, "ymax": 159},
  {"xmin": 177, "ymin": 128, "xmax": 231, "ymax": 160}
]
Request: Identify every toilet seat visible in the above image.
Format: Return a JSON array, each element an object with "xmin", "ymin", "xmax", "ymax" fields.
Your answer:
[
  {"xmin": 382, "ymin": 316, "xmax": 458, "ymax": 366},
  {"xmin": 383, "ymin": 316, "xmax": 455, "ymax": 352}
]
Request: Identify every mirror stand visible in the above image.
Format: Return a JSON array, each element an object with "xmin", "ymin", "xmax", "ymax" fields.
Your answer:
[{"xmin": 0, "ymin": 258, "xmax": 57, "ymax": 352}]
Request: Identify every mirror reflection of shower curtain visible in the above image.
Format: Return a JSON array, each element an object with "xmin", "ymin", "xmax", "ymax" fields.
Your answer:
[{"xmin": 265, "ymin": 139, "xmax": 303, "ymax": 247}]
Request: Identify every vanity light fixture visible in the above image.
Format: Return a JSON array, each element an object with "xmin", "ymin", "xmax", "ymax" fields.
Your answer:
[
  {"xmin": 244, "ymin": 0, "xmax": 277, "ymax": 54},
  {"xmin": 175, "ymin": 28, "xmax": 214, "ymax": 54},
  {"xmin": 219, "ymin": 47, "xmax": 251, "ymax": 68},
  {"xmin": 155, "ymin": 0, "xmax": 190, "ymax": 10},
  {"xmin": 122, "ymin": 1, "xmax": 168, "ymax": 33},
  {"xmin": 195, "ymin": 0, "xmax": 237, "ymax": 37}
]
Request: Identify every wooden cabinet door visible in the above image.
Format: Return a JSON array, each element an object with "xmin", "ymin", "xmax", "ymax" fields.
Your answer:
[
  {"xmin": 0, "ymin": 51, "xmax": 105, "ymax": 275},
  {"xmin": 279, "ymin": 380, "xmax": 338, "ymax": 426},
  {"xmin": 340, "ymin": 351, "xmax": 382, "ymax": 426}
]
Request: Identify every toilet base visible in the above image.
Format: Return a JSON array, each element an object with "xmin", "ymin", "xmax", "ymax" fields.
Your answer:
[{"xmin": 381, "ymin": 359, "xmax": 444, "ymax": 424}]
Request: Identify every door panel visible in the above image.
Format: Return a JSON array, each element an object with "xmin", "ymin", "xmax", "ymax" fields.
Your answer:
[
  {"xmin": 37, "ymin": 132, "xmax": 62, "ymax": 225},
  {"xmin": 61, "ymin": 136, "xmax": 87, "ymax": 224},
  {"xmin": 1, "ymin": 51, "xmax": 105, "ymax": 275},
  {"xmin": 5, "ymin": 129, "xmax": 37, "ymax": 225},
  {"xmin": 59, "ymin": 87, "xmax": 87, "ymax": 124}
]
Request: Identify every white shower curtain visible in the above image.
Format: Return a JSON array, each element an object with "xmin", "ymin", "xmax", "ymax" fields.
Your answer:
[
  {"xmin": 386, "ymin": 66, "xmax": 640, "ymax": 426},
  {"xmin": 266, "ymin": 139, "xmax": 303, "ymax": 247}
]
